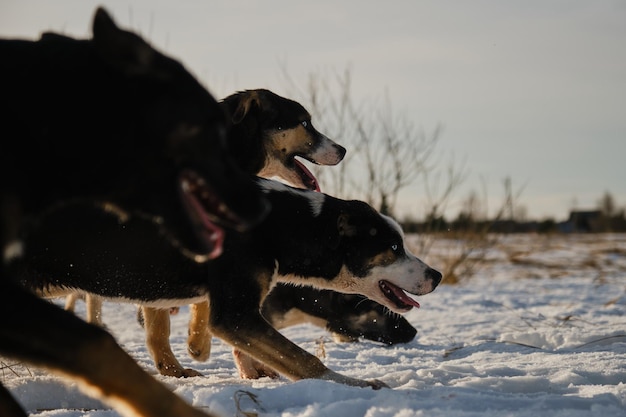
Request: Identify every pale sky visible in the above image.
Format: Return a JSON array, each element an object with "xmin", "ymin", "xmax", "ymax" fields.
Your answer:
[{"xmin": 2, "ymin": 0, "xmax": 625, "ymax": 221}]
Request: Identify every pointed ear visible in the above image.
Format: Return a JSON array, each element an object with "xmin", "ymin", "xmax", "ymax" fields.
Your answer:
[
  {"xmin": 337, "ymin": 213, "xmax": 358, "ymax": 237},
  {"xmin": 92, "ymin": 7, "xmax": 156, "ymax": 76},
  {"xmin": 231, "ymin": 94, "xmax": 260, "ymax": 124}
]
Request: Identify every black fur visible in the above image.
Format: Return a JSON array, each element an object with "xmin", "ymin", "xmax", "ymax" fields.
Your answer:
[
  {"xmin": 262, "ymin": 286, "xmax": 417, "ymax": 345},
  {"xmin": 220, "ymin": 89, "xmax": 346, "ymax": 191},
  {"xmin": 0, "ymin": 7, "xmax": 263, "ymax": 417},
  {"xmin": 14, "ymin": 179, "xmax": 440, "ymax": 388}
]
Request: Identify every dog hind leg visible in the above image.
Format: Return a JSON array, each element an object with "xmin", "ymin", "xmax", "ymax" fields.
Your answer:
[
  {"xmin": 142, "ymin": 306, "xmax": 203, "ymax": 378},
  {"xmin": 85, "ymin": 294, "xmax": 104, "ymax": 326},
  {"xmin": 186, "ymin": 301, "xmax": 212, "ymax": 362}
]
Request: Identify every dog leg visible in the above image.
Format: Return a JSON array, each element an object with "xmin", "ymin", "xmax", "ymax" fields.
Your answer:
[
  {"xmin": 210, "ymin": 309, "xmax": 387, "ymax": 389},
  {"xmin": 85, "ymin": 294, "xmax": 104, "ymax": 326},
  {"xmin": 0, "ymin": 282, "xmax": 217, "ymax": 417},
  {"xmin": 64, "ymin": 292, "xmax": 81, "ymax": 312},
  {"xmin": 142, "ymin": 306, "xmax": 203, "ymax": 378},
  {"xmin": 186, "ymin": 301, "xmax": 212, "ymax": 362},
  {"xmin": 232, "ymin": 348, "xmax": 280, "ymax": 379}
]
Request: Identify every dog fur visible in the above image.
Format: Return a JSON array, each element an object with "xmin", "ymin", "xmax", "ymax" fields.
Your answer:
[
  {"xmin": 63, "ymin": 88, "xmax": 356, "ymax": 377},
  {"xmin": 0, "ymin": 7, "xmax": 267, "ymax": 417},
  {"xmin": 231, "ymin": 285, "xmax": 419, "ymax": 379},
  {"xmin": 261, "ymin": 285, "xmax": 418, "ymax": 345},
  {"xmin": 14, "ymin": 179, "xmax": 442, "ymax": 389},
  {"xmin": 136, "ymin": 282, "xmax": 418, "ymax": 379}
]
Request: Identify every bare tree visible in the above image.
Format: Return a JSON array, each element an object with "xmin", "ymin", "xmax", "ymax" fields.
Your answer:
[
  {"xmin": 280, "ymin": 65, "xmax": 440, "ymax": 216},
  {"xmin": 597, "ymin": 191, "xmax": 616, "ymax": 217}
]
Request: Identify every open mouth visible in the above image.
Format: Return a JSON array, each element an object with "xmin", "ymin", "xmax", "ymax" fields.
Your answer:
[
  {"xmin": 379, "ymin": 280, "xmax": 421, "ymax": 311},
  {"xmin": 179, "ymin": 170, "xmax": 244, "ymax": 260},
  {"xmin": 293, "ymin": 157, "xmax": 320, "ymax": 192}
]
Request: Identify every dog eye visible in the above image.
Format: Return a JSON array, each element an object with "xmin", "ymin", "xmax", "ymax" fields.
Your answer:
[
  {"xmin": 277, "ymin": 126, "xmax": 283, "ymax": 130},
  {"xmin": 391, "ymin": 244, "xmax": 398, "ymax": 251},
  {"xmin": 301, "ymin": 121, "xmax": 308, "ymax": 128}
]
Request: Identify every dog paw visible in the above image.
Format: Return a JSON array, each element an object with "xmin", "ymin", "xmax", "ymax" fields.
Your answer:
[
  {"xmin": 366, "ymin": 379, "xmax": 389, "ymax": 390},
  {"xmin": 180, "ymin": 368, "xmax": 204, "ymax": 378},
  {"xmin": 187, "ymin": 344, "xmax": 211, "ymax": 362},
  {"xmin": 233, "ymin": 349, "xmax": 280, "ymax": 379},
  {"xmin": 319, "ymin": 370, "xmax": 389, "ymax": 389},
  {"xmin": 157, "ymin": 363, "xmax": 203, "ymax": 378}
]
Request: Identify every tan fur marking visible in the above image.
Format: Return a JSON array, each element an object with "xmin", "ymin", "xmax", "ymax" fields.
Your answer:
[
  {"xmin": 143, "ymin": 306, "xmax": 203, "ymax": 377},
  {"xmin": 269, "ymin": 308, "xmax": 328, "ymax": 331},
  {"xmin": 367, "ymin": 248, "xmax": 397, "ymax": 268},
  {"xmin": 186, "ymin": 300, "xmax": 212, "ymax": 361}
]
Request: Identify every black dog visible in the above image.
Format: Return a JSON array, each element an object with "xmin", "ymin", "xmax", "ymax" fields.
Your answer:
[
  {"xmin": 220, "ymin": 88, "xmax": 346, "ymax": 191},
  {"xmin": 262, "ymin": 285, "xmax": 417, "ymax": 345},
  {"xmin": 136, "ymin": 275, "xmax": 418, "ymax": 379},
  {"xmin": 14, "ymin": 179, "xmax": 442, "ymax": 389},
  {"xmin": 138, "ymin": 89, "xmax": 416, "ymax": 379},
  {"xmin": 0, "ymin": 7, "xmax": 266, "ymax": 417},
  {"xmin": 229, "ymin": 285, "xmax": 418, "ymax": 379}
]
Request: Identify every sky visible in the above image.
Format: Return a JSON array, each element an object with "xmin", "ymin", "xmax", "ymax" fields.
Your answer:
[
  {"xmin": 3, "ymin": 233, "xmax": 626, "ymax": 416},
  {"xmin": 2, "ymin": 0, "xmax": 625, "ymax": 221}
]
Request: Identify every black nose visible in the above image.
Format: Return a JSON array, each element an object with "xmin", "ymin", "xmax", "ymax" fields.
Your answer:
[
  {"xmin": 335, "ymin": 144, "xmax": 347, "ymax": 159},
  {"xmin": 425, "ymin": 268, "xmax": 442, "ymax": 287}
]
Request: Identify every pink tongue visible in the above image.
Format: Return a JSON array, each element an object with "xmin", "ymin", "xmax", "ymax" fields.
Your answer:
[
  {"xmin": 384, "ymin": 280, "xmax": 421, "ymax": 308},
  {"xmin": 294, "ymin": 158, "xmax": 320, "ymax": 192},
  {"xmin": 184, "ymin": 188, "xmax": 224, "ymax": 260}
]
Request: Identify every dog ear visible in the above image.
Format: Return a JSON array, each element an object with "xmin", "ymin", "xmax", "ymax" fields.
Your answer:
[
  {"xmin": 338, "ymin": 213, "xmax": 358, "ymax": 237},
  {"xmin": 91, "ymin": 7, "xmax": 156, "ymax": 76},
  {"xmin": 326, "ymin": 212, "xmax": 357, "ymax": 250},
  {"xmin": 231, "ymin": 95, "xmax": 261, "ymax": 124}
]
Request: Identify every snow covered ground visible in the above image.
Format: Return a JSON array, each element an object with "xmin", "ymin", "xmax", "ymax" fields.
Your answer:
[{"xmin": 3, "ymin": 233, "xmax": 626, "ymax": 417}]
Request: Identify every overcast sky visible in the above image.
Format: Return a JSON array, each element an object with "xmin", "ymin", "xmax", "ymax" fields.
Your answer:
[{"xmin": 3, "ymin": 0, "xmax": 625, "ymax": 221}]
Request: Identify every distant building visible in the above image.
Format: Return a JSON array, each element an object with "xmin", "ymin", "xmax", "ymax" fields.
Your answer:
[{"xmin": 559, "ymin": 210, "xmax": 603, "ymax": 233}]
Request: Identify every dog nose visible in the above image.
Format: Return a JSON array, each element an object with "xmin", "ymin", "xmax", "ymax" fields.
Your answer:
[
  {"xmin": 425, "ymin": 268, "xmax": 442, "ymax": 287},
  {"xmin": 335, "ymin": 144, "xmax": 347, "ymax": 159}
]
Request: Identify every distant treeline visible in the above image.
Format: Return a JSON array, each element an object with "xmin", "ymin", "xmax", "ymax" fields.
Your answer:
[{"xmin": 402, "ymin": 210, "xmax": 626, "ymax": 234}]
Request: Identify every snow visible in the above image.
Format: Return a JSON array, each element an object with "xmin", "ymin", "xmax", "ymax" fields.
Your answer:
[{"xmin": 2, "ymin": 233, "xmax": 625, "ymax": 417}]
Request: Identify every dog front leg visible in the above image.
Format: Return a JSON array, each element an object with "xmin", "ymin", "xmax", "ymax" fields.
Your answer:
[
  {"xmin": 232, "ymin": 348, "xmax": 280, "ymax": 379},
  {"xmin": 0, "ymin": 282, "xmax": 217, "ymax": 417},
  {"xmin": 142, "ymin": 306, "xmax": 203, "ymax": 378},
  {"xmin": 186, "ymin": 301, "xmax": 212, "ymax": 361},
  {"xmin": 85, "ymin": 294, "xmax": 104, "ymax": 326},
  {"xmin": 210, "ymin": 311, "xmax": 387, "ymax": 389}
]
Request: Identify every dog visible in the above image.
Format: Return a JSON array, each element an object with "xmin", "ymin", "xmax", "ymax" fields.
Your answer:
[
  {"xmin": 0, "ymin": 7, "xmax": 267, "ymax": 417},
  {"xmin": 64, "ymin": 87, "xmax": 347, "ymax": 323},
  {"xmin": 61, "ymin": 88, "xmax": 356, "ymax": 377},
  {"xmin": 127, "ymin": 89, "xmax": 417, "ymax": 379},
  {"xmin": 14, "ymin": 178, "xmax": 442, "ymax": 389},
  {"xmin": 136, "ymin": 282, "xmax": 418, "ymax": 378},
  {"xmin": 220, "ymin": 88, "xmax": 346, "ymax": 191},
  {"xmin": 261, "ymin": 285, "xmax": 418, "ymax": 345},
  {"xmin": 232, "ymin": 285, "xmax": 419, "ymax": 379}
]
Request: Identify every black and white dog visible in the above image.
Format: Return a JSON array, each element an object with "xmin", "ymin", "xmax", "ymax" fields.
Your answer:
[
  {"xmin": 63, "ymin": 87, "xmax": 354, "ymax": 377},
  {"xmin": 0, "ymin": 7, "xmax": 264, "ymax": 417},
  {"xmin": 14, "ymin": 179, "xmax": 441, "ymax": 389}
]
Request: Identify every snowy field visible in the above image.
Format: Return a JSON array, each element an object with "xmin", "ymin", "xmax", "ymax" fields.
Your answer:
[{"xmin": 2, "ymin": 233, "xmax": 625, "ymax": 417}]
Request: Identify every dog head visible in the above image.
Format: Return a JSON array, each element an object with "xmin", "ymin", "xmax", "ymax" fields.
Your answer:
[
  {"xmin": 262, "ymin": 285, "xmax": 417, "ymax": 345},
  {"xmin": 332, "ymin": 203, "xmax": 442, "ymax": 314},
  {"xmin": 1, "ymin": 8, "xmax": 269, "ymax": 262},
  {"xmin": 261, "ymin": 181, "xmax": 441, "ymax": 314},
  {"xmin": 220, "ymin": 89, "xmax": 346, "ymax": 191}
]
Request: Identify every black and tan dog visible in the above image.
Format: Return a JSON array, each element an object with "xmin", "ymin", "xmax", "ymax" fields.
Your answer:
[
  {"xmin": 0, "ymin": 7, "xmax": 266, "ymax": 417},
  {"xmin": 63, "ymin": 88, "xmax": 357, "ymax": 376},
  {"xmin": 230, "ymin": 285, "xmax": 419, "ymax": 379},
  {"xmin": 136, "ymin": 280, "xmax": 418, "ymax": 379},
  {"xmin": 14, "ymin": 179, "xmax": 442, "ymax": 389},
  {"xmin": 133, "ymin": 89, "xmax": 417, "ymax": 379}
]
